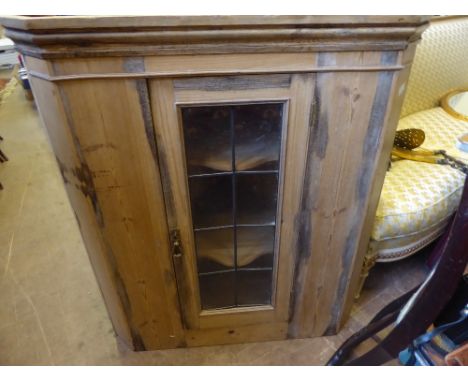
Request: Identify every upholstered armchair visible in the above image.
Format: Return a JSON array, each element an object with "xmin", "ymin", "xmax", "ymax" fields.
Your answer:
[{"xmin": 357, "ymin": 16, "xmax": 468, "ymax": 296}]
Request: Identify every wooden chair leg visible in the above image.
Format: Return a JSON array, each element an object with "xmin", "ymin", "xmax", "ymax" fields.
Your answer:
[{"xmin": 354, "ymin": 247, "xmax": 378, "ymax": 300}]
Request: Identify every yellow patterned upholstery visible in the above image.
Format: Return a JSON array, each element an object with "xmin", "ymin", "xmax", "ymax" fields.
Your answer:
[
  {"xmin": 371, "ymin": 16, "xmax": 468, "ymax": 262},
  {"xmin": 372, "ymin": 108, "xmax": 468, "ymax": 244}
]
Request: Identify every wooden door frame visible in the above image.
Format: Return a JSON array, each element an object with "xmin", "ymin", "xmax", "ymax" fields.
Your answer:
[{"xmin": 149, "ymin": 74, "xmax": 314, "ymax": 332}]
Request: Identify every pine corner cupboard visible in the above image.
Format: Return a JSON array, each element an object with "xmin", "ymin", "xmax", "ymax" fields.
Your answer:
[{"xmin": 0, "ymin": 15, "xmax": 430, "ymax": 350}]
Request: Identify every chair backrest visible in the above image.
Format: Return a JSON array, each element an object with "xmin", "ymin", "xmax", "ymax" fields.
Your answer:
[{"xmin": 401, "ymin": 16, "xmax": 468, "ymax": 118}]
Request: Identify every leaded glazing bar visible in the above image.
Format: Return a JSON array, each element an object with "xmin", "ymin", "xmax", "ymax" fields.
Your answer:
[{"xmin": 181, "ymin": 102, "xmax": 284, "ymax": 310}]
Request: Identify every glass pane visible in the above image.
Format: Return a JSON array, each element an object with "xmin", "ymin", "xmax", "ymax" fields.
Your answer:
[
  {"xmin": 181, "ymin": 102, "xmax": 284, "ymax": 311},
  {"xmin": 236, "ymin": 173, "xmax": 278, "ymax": 225},
  {"xmin": 189, "ymin": 175, "xmax": 232, "ymax": 229},
  {"xmin": 237, "ymin": 226, "xmax": 275, "ymax": 269},
  {"xmin": 195, "ymin": 228, "xmax": 234, "ymax": 273},
  {"xmin": 199, "ymin": 271, "xmax": 236, "ymax": 310},
  {"xmin": 233, "ymin": 103, "xmax": 283, "ymax": 171},
  {"xmin": 237, "ymin": 270, "xmax": 273, "ymax": 306},
  {"xmin": 181, "ymin": 106, "xmax": 232, "ymax": 175}
]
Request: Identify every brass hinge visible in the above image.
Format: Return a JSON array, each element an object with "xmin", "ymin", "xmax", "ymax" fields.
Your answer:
[{"xmin": 170, "ymin": 229, "xmax": 183, "ymax": 258}]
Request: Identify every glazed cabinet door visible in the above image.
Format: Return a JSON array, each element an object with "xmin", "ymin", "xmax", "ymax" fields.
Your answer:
[{"xmin": 149, "ymin": 74, "xmax": 314, "ymax": 345}]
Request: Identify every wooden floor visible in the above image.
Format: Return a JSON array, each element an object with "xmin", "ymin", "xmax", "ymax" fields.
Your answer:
[{"xmin": 0, "ymin": 78, "xmax": 429, "ymax": 365}]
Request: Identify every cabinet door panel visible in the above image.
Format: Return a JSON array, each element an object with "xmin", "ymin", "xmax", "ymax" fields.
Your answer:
[{"xmin": 149, "ymin": 74, "xmax": 314, "ymax": 333}]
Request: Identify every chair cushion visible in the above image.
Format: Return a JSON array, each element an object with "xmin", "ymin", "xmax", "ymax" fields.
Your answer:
[{"xmin": 371, "ymin": 107, "xmax": 468, "ymax": 245}]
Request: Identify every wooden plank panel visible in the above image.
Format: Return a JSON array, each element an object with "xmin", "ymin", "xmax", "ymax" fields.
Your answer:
[
  {"xmin": 28, "ymin": 77, "xmax": 135, "ymax": 349},
  {"xmin": 39, "ymin": 52, "xmax": 403, "ymax": 81},
  {"xmin": 198, "ymin": 308, "xmax": 276, "ymax": 330},
  {"xmin": 289, "ymin": 51, "xmax": 390, "ymax": 337},
  {"xmin": 24, "ymin": 56, "xmax": 53, "ymax": 75},
  {"xmin": 147, "ymin": 53, "xmax": 327, "ymax": 78},
  {"xmin": 338, "ymin": 51, "xmax": 416, "ymax": 328},
  {"xmin": 173, "ymin": 74, "xmax": 291, "ymax": 91},
  {"xmin": 186, "ymin": 323, "xmax": 288, "ymax": 347},
  {"xmin": 148, "ymin": 79, "xmax": 202, "ymax": 330},
  {"xmin": 49, "ymin": 53, "xmax": 317, "ymax": 77},
  {"xmin": 274, "ymin": 73, "xmax": 315, "ymax": 322},
  {"xmin": 175, "ymin": 87, "xmax": 290, "ymax": 104},
  {"xmin": 51, "ymin": 56, "xmax": 127, "ymax": 77},
  {"xmin": 57, "ymin": 78, "xmax": 185, "ymax": 349},
  {"xmin": 1, "ymin": 15, "xmax": 429, "ymax": 30},
  {"xmin": 327, "ymin": 52, "xmax": 400, "ymax": 332}
]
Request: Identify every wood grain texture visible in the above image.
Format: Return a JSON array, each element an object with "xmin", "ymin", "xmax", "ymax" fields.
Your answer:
[
  {"xmin": 275, "ymin": 73, "xmax": 316, "ymax": 323},
  {"xmin": 27, "ymin": 53, "xmax": 404, "ymax": 82},
  {"xmin": 13, "ymin": 16, "xmax": 427, "ymax": 350},
  {"xmin": 288, "ymin": 51, "xmax": 398, "ymax": 338},
  {"xmin": 185, "ymin": 322, "xmax": 288, "ymax": 348},
  {"xmin": 1, "ymin": 16, "xmax": 429, "ymax": 59},
  {"xmin": 325, "ymin": 52, "xmax": 398, "ymax": 334},
  {"xmin": 173, "ymin": 74, "xmax": 291, "ymax": 91},
  {"xmin": 174, "ymin": 86, "xmax": 291, "ymax": 105},
  {"xmin": 6, "ymin": 27, "xmax": 423, "ymax": 45},
  {"xmin": 21, "ymin": 51, "xmax": 403, "ymax": 82},
  {"xmin": 43, "ymin": 78, "xmax": 185, "ymax": 349},
  {"xmin": 149, "ymin": 76, "xmax": 314, "ymax": 334},
  {"xmin": 28, "ymin": 77, "xmax": 135, "ymax": 349},
  {"xmin": 0, "ymin": 15, "xmax": 431, "ymax": 30},
  {"xmin": 337, "ymin": 47, "xmax": 418, "ymax": 329}
]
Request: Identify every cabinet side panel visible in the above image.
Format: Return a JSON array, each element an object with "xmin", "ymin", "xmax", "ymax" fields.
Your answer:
[
  {"xmin": 28, "ymin": 77, "xmax": 134, "ymax": 348},
  {"xmin": 31, "ymin": 75, "xmax": 186, "ymax": 350},
  {"xmin": 338, "ymin": 46, "xmax": 418, "ymax": 328},
  {"xmin": 290, "ymin": 51, "xmax": 397, "ymax": 337},
  {"xmin": 59, "ymin": 78, "xmax": 186, "ymax": 350}
]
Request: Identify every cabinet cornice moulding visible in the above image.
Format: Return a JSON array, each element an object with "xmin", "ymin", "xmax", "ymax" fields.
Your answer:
[{"xmin": 0, "ymin": 15, "xmax": 431, "ymax": 59}]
